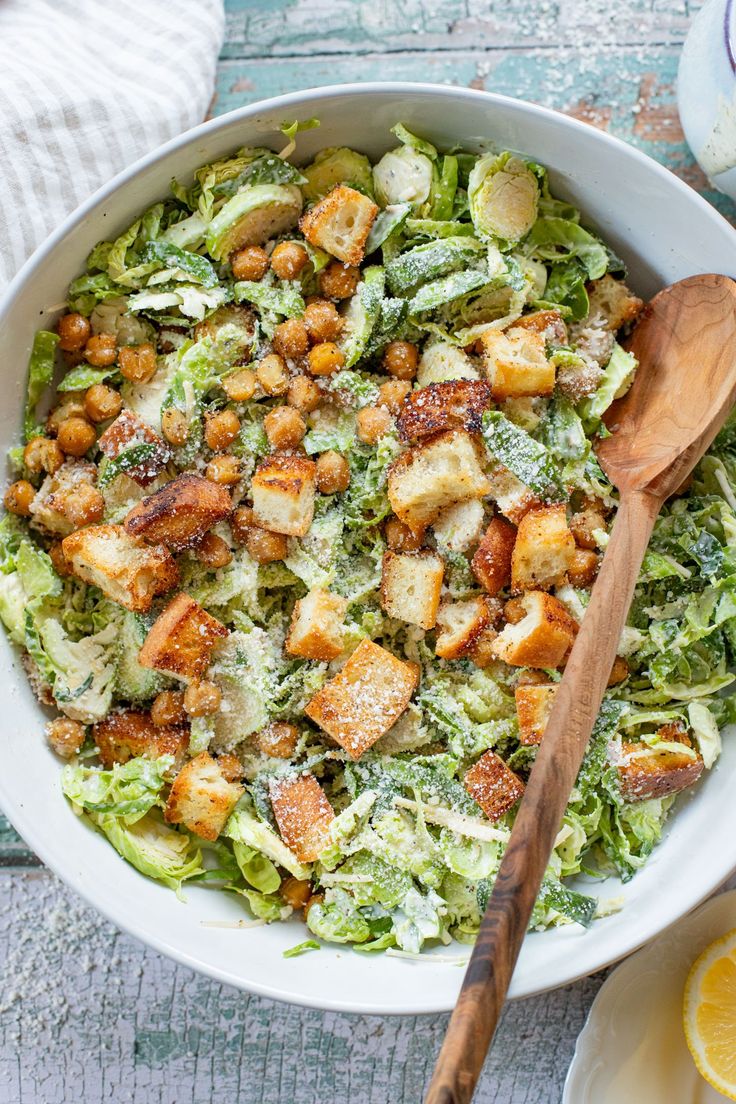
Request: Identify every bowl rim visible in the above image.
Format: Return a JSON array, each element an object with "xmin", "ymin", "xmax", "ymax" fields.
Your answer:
[{"xmin": 2, "ymin": 81, "xmax": 736, "ymax": 1015}]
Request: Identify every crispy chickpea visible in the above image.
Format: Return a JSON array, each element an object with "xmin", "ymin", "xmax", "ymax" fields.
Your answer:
[
  {"xmin": 23, "ymin": 436, "xmax": 64, "ymax": 476},
  {"xmin": 315, "ymin": 451, "xmax": 350, "ymax": 494},
  {"xmin": 303, "ymin": 298, "xmax": 342, "ymax": 343},
  {"xmin": 385, "ymin": 516, "xmax": 423, "ymax": 552},
  {"xmin": 57, "ymin": 416, "xmax": 96, "ymax": 457},
  {"xmin": 308, "ymin": 341, "xmax": 344, "ymax": 378},
  {"xmin": 222, "ymin": 367, "xmax": 257, "ymax": 403},
  {"xmin": 231, "ymin": 505, "xmax": 255, "ymax": 545},
  {"xmin": 264, "ymin": 406, "xmax": 306, "ymax": 450},
  {"xmin": 48, "ymin": 542, "xmax": 71, "ymax": 577},
  {"xmin": 319, "ymin": 261, "xmax": 360, "ymax": 300},
  {"xmin": 57, "ymin": 313, "xmax": 91, "ymax": 352},
  {"xmin": 63, "ymin": 483, "xmax": 105, "ymax": 528},
  {"xmin": 4, "ymin": 480, "xmax": 35, "ymax": 516},
  {"xmin": 608, "ymin": 656, "xmax": 630, "ymax": 687},
  {"xmin": 356, "ymin": 405, "xmax": 393, "ymax": 445},
  {"xmin": 568, "ymin": 547, "xmax": 599, "ymax": 588},
  {"xmin": 256, "ymin": 353, "xmax": 290, "ymax": 396},
  {"xmin": 377, "ymin": 379, "xmax": 411, "ymax": 413},
  {"xmin": 151, "ymin": 690, "xmax": 186, "ymax": 727},
  {"xmin": 383, "ymin": 340, "xmax": 418, "ymax": 381},
  {"xmin": 195, "ymin": 532, "xmax": 233, "ymax": 569},
  {"xmin": 46, "ymin": 717, "xmax": 86, "ymax": 758},
  {"xmin": 217, "ymin": 753, "xmax": 244, "ymax": 782},
  {"xmin": 280, "ymin": 876, "xmax": 312, "ymax": 910},
  {"xmin": 287, "ymin": 374, "xmax": 321, "ymax": 413},
  {"xmin": 516, "ymin": 669, "xmax": 550, "ymax": 687},
  {"xmin": 256, "ymin": 721, "xmax": 299, "ymax": 759},
  {"xmin": 118, "ymin": 342, "xmax": 157, "ymax": 383},
  {"xmin": 244, "ymin": 526, "xmax": 288, "ymax": 564},
  {"xmin": 504, "ymin": 596, "xmax": 527, "ymax": 624},
  {"xmin": 84, "ymin": 384, "xmax": 122, "ymax": 423},
  {"xmin": 205, "ymin": 409, "xmax": 241, "ymax": 452},
  {"xmin": 270, "ymin": 242, "xmax": 309, "ymax": 281},
  {"xmin": 272, "ymin": 318, "xmax": 310, "ymax": 360},
  {"xmin": 230, "ymin": 245, "xmax": 269, "ymax": 281},
  {"xmin": 206, "ymin": 454, "xmax": 241, "ymax": 485},
  {"xmin": 83, "ymin": 332, "xmax": 117, "ymax": 367},
  {"xmin": 161, "ymin": 407, "xmax": 189, "ymax": 447},
  {"xmin": 46, "ymin": 395, "xmax": 86, "ymax": 437},
  {"xmin": 183, "ymin": 680, "xmax": 222, "ymax": 717}
]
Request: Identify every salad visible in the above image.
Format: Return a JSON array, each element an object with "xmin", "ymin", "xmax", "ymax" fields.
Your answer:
[{"xmin": 2, "ymin": 120, "xmax": 736, "ymax": 956}]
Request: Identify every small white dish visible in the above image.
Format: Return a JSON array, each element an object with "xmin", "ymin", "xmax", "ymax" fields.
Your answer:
[{"xmin": 563, "ymin": 889, "xmax": 736, "ymax": 1103}]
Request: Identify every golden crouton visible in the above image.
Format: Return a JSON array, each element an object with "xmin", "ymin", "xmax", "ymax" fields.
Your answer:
[
  {"xmin": 304, "ymin": 638, "xmax": 419, "ymax": 760},
  {"xmin": 568, "ymin": 547, "xmax": 599, "ymax": 588},
  {"xmin": 396, "ymin": 380, "xmax": 491, "ymax": 443},
  {"xmin": 138, "ymin": 593, "xmax": 229, "ymax": 680},
  {"xmin": 515, "ymin": 683, "xmax": 557, "ymax": 746},
  {"xmin": 511, "ymin": 505, "xmax": 575, "ymax": 591},
  {"xmin": 569, "ymin": 496, "xmax": 609, "ymax": 550},
  {"xmin": 486, "ymin": 463, "xmax": 539, "ymax": 524},
  {"xmin": 432, "ymin": 498, "xmax": 485, "ymax": 554},
  {"xmin": 94, "ymin": 709, "xmax": 188, "ymax": 769},
  {"xmin": 472, "ymin": 516, "xmax": 517, "ymax": 596},
  {"xmin": 464, "ymin": 750, "xmax": 525, "ymax": 821},
  {"xmin": 124, "ymin": 474, "xmax": 232, "ymax": 549},
  {"xmin": 62, "ymin": 524, "xmax": 178, "ymax": 612},
  {"xmin": 164, "ymin": 751, "xmax": 244, "ymax": 841},
  {"xmin": 512, "ymin": 309, "xmax": 568, "ymax": 345},
  {"xmin": 98, "ymin": 410, "xmax": 170, "ymax": 486},
  {"xmin": 269, "ymin": 773, "xmax": 335, "ymax": 863},
  {"xmin": 586, "ymin": 274, "xmax": 643, "ymax": 332},
  {"xmin": 617, "ymin": 726, "xmax": 704, "ymax": 802},
  {"xmin": 285, "ymin": 588, "xmax": 348, "ymax": 661},
  {"xmin": 387, "ymin": 429, "xmax": 492, "ymax": 533},
  {"xmin": 480, "ymin": 327, "xmax": 555, "ymax": 401},
  {"xmin": 250, "ymin": 454, "xmax": 316, "ymax": 538},
  {"xmin": 491, "ymin": 590, "xmax": 578, "ymax": 668},
  {"xmin": 380, "ymin": 550, "xmax": 445, "ymax": 630},
  {"xmin": 255, "ymin": 722, "xmax": 300, "ymax": 759},
  {"xmin": 29, "ymin": 461, "xmax": 98, "ymax": 537},
  {"xmin": 436, "ymin": 595, "xmax": 496, "ymax": 660},
  {"xmin": 299, "ymin": 184, "xmax": 378, "ymax": 266}
]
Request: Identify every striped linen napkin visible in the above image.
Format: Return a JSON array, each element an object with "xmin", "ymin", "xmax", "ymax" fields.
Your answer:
[{"xmin": 0, "ymin": 0, "xmax": 225, "ymax": 290}]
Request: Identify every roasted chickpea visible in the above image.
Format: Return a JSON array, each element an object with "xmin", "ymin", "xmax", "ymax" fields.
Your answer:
[
  {"xmin": 377, "ymin": 379, "xmax": 411, "ymax": 413},
  {"xmin": 270, "ymin": 242, "xmax": 309, "ymax": 281},
  {"xmin": 272, "ymin": 318, "xmax": 309, "ymax": 360},
  {"xmin": 307, "ymin": 341, "xmax": 344, "ymax": 377},
  {"xmin": 217, "ymin": 753, "xmax": 244, "ymax": 783},
  {"xmin": 385, "ymin": 516, "xmax": 423, "ymax": 552},
  {"xmin": 568, "ymin": 547, "xmax": 599, "ymax": 588},
  {"xmin": 84, "ymin": 332, "xmax": 117, "ymax": 367},
  {"xmin": 516, "ymin": 668, "xmax": 551, "ymax": 687},
  {"xmin": 4, "ymin": 480, "xmax": 35, "ymax": 516},
  {"xmin": 264, "ymin": 406, "xmax": 306, "ymax": 450},
  {"xmin": 231, "ymin": 505, "xmax": 255, "ymax": 545},
  {"xmin": 46, "ymin": 717, "xmax": 86, "ymax": 758},
  {"xmin": 222, "ymin": 367, "xmax": 257, "ymax": 403},
  {"xmin": 151, "ymin": 690, "xmax": 186, "ymax": 727},
  {"xmin": 84, "ymin": 384, "xmax": 122, "ymax": 423},
  {"xmin": 230, "ymin": 245, "xmax": 269, "ymax": 281},
  {"xmin": 118, "ymin": 342, "xmax": 157, "ymax": 383},
  {"xmin": 383, "ymin": 340, "xmax": 418, "ymax": 381},
  {"xmin": 183, "ymin": 680, "xmax": 222, "ymax": 717},
  {"xmin": 205, "ymin": 409, "xmax": 241, "ymax": 452},
  {"xmin": 48, "ymin": 542, "xmax": 71, "ymax": 577},
  {"xmin": 504, "ymin": 596, "xmax": 527, "ymax": 624},
  {"xmin": 46, "ymin": 395, "xmax": 86, "ymax": 437},
  {"xmin": 256, "ymin": 353, "xmax": 289, "ymax": 396},
  {"xmin": 356, "ymin": 405, "xmax": 393, "ymax": 445},
  {"xmin": 161, "ymin": 407, "xmax": 189, "ymax": 447},
  {"xmin": 63, "ymin": 483, "xmax": 105, "ymax": 528},
  {"xmin": 256, "ymin": 721, "xmax": 299, "ymax": 758},
  {"xmin": 23, "ymin": 436, "xmax": 64, "ymax": 476},
  {"xmin": 206, "ymin": 454, "xmax": 241, "ymax": 485},
  {"xmin": 315, "ymin": 451, "xmax": 350, "ymax": 494},
  {"xmin": 303, "ymin": 298, "xmax": 342, "ymax": 343},
  {"xmin": 319, "ymin": 261, "xmax": 359, "ymax": 300},
  {"xmin": 280, "ymin": 876, "xmax": 312, "ymax": 910},
  {"xmin": 195, "ymin": 532, "xmax": 233, "ymax": 569},
  {"xmin": 57, "ymin": 416, "xmax": 96, "ymax": 457},
  {"xmin": 244, "ymin": 526, "xmax": 288, "ymax": 564},
  {"xmin": 608, "ymin": 656, "xmax": 630, "ymax": 687},
  {"xmin": 57, "ymin": 313, "xmax": 91, "ymax": 352},
  {"xmin": 287, "ymin": 374, "xmax": 321, "ymax": 413}
]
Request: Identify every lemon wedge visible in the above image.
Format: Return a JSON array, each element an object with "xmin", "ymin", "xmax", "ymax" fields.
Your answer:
[{"xmin": 683, "ymin": 927, "xmax": 736, "ymax": 1100}]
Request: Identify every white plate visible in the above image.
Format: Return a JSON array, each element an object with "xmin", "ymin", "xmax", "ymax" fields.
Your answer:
[
  {"xmin": 2, "ymin": 84, "xmax": 736, "ymax": 1014},
  {"xmin": 564, "ymin": 889, "xmax": 736, "ymax": 1103}
]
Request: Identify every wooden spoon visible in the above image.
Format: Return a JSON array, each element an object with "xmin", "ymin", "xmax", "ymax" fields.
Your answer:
[{"xmin": 426, "ymin": 273, "xmax": 736, "ymax": 1104}]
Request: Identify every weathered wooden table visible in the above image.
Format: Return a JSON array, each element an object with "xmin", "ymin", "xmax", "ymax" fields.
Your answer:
[{"xmin": 2, "ymin": 2, "xmax": 735, "ymax": 1101}]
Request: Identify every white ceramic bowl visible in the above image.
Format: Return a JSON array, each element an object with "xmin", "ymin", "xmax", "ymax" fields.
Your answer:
[{"xmin": 2, "ymin": 84, "xmax": 736, "ymax": 1015}]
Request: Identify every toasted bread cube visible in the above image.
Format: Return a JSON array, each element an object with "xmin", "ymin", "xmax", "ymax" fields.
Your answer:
[
  {"xmin": 269, "ymin": 773, "xmax": 335, "ymax": 863},
  {"xmin": 464, "ymin": 750, "xmax": 525, "ymax": 821},
  {"xmin": 436, "ymin": 596, "xmax": 495, "ymax": 660},
  {"xmin": 62, "ymin": 524, "xmax": 178, "ymax": 612},
  {"xmin": 512, "ymin": 309, "xmax": 568, "ymax": 344},
  {"xmin": 586, "ymin": 274, "xmax": 643, "ymax": 332},
  {"xmin": 491, "ymin": 590, "xmax": 577, "ymax": 668},
  {"xmin": 432, "ymin": 498, "xmax": 485, "ymax": 554},
  {"xmin": 618, "ymin": 727, "xmax": 704, "ymax": 802},
  {"xmin": 480, "ymin": 328, "xmax": 555, "ymax": 401},
  {"xmin": 255, "ymin": 721, "xmax": 300, "ymax": 759},
  {"xmin": 299, "ymin": 184, "xmax": 378, "ymax": 266},
  {"xmin": 515, "ymin": 683, "xmax": 557, "ymax": 746},
  {"xmin": 251, "ymin": 454, "xmax": 316, "ymax": 537},
  {"xmin": 98, "ymin": 410, "xmax": 170, "ymax": 486},
  {"xmin": 568, "ymin": 547, "xmax": 599, "ymax": 588},
  {"xmin": 164, "ymin": 751, "xmax": 243, "ymax": 841},
  {"xmin": 486, "ymin": 463, "xmax": 539, "ymax": 525},
  {"xmin": 570, "ymin": 496, "xmax": 608, "ymax": 550},
  {"xmin": 388, "ymin": 429, "xmax": 491, "ymax": 533},
  {"xmin": 94, "ymin": 709, "xmax": 188, "ymax": 769},
  {"xmin": 29, "ymin": 461, "xmax": 98, "ymax": 537},
  {"xmin": 305, "ymin": 638, "xmax": 419, "ymax": 759},
  {"xmin": 285, "ymin": 588, "xmax": 348, "ymax": 661},
  {"xmin": 396, "ymin": 381, "xmax": 491, "ymax": 443},
  {"xmin": 138, "ymin": 593, "xmax": 229, "ymax": 680},
  {"xmin": 381, "ymin": 550, "xmax": 444, "ymax": 630},
  {"xmin": 472, "ymin": 516, "xmax": 517, "ymax": 596},
  {"xmin": 124, "ymin": 474, "xmax": 232, "ymax": 549},
  {"xmin": 511, "ymin": 505, "xmax": 575, "ymax": 592}
]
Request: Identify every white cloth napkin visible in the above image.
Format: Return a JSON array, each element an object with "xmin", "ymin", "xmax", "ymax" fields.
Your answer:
[{"xmin": 0, "ymin": 0, "xmax": 225, "ymax": 290}]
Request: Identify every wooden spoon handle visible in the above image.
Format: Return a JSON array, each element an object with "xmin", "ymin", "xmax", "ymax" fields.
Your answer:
[{"xmin": 425, "ymin": 488, "xmax": 662, "ymax": 1104}]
